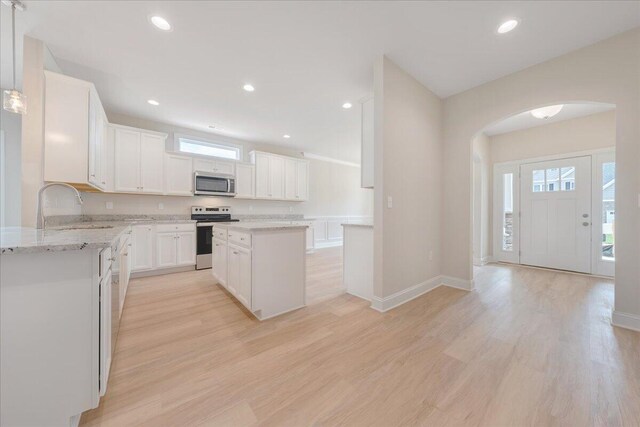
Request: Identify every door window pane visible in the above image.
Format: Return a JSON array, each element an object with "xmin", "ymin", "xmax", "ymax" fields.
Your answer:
[
  {"xmin": 532, "ymin": 170, "xmax": 545, "ymax": 192},
  {"xmin": 546, "ymin": 168, "xmax": 559, "ymax": 192},
  {"xmin": 502, "ymin": 173, "xmax": 513, "ymax": 251},
  {"xmin": 602, "ymin": 162, "xmax": 615, "ymax": 261},
  {"xmin": 560, "ymin": 167, "xmax": 575, "ymax": 191}
]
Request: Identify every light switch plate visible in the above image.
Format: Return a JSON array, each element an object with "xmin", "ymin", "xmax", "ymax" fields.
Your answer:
[{"xmin": 105, "ymin": 202, "xmax": 113, "ymax": 210}]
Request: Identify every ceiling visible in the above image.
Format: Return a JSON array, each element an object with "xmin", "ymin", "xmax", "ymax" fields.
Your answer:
[
  {"xmin": 483, "ymin": 102, "xmax": 616, "ymax": 136},
  {"xmin": 2, "ymin": 1, "xmax": 639, "ymax": 163}
]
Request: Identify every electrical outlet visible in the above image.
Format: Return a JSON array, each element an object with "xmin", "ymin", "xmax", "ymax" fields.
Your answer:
[
  {"xmin": 387, "ymin": 196, "xmax": 393, "ymax": 208},
  {"xmin": 105, "ymin": 202, "xmax": 113, "ymax": 210},
  {"xmin": 158, "ymin": 203, "xmax": 164, "ymax": 210}
]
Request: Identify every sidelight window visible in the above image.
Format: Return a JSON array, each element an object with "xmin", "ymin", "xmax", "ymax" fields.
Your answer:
[
  {"xmin": 602, "ymin": 162, "xmax": 615, "ymax": 261},
  {"xmin": 502, "ymin": 173, "xmax": 513, "ymax": 251}
]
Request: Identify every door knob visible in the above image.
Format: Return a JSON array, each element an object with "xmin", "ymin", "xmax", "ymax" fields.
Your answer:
[
  {"xmin": 582, "ymin": 213, "xmax": 589, "ymax": 218},
  {"xmin": 582, "ymin": 222, "xmax": 590, "ymax": 226}
]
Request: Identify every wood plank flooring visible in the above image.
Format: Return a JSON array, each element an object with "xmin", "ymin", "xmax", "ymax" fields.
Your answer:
[{"xmin": 81, "ymin": 250, "xmax": 640, "ymax": 426}]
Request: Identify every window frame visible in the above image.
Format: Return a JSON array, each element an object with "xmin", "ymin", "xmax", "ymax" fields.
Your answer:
[{"xmin": 174, "ymin": 133, "xmax": 243, "ymax": 161}]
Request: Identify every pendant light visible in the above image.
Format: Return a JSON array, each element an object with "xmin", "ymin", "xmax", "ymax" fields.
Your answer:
[{"xmin": 2, "ymin": 0, "xmax": 27, "ymax": 115}]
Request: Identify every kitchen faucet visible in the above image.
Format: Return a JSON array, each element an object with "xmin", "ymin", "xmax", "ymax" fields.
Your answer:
[{"xmin": 36, "ymin": 182, "xmax": 83, "ymax": 229}]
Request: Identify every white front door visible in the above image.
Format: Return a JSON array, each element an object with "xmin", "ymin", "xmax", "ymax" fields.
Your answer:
[{"xmin": 520, "ymin": 156, "xmax": 592, "ymax": 273}]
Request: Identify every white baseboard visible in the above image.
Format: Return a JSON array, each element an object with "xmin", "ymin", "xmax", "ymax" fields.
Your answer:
[
  {"xmin": 473, "ymin": 256, "xmax": 493, "ymax": 266},
  {"xmin": 314, "ymin": 240, "xmax": 343, "ymax": 249},
  {"xmin": 612, "ymin": 310, "xmax": 640, "ymax": 332},
  {"xmin": 370, "ymin": 276, "xmax": 442, "ymax": 312},
  {"xmin": 441, "ymin": 275, "xmax": 475, "ymax": 291},
  {"xmin": 130, "ymin": 265, "xmax": 195, "ymax": 279}
]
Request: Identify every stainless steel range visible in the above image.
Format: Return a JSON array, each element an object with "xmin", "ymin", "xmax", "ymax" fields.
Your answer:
[{"xmin": 192, "ymin": 206, "xmax": 239, "ymax": 270}]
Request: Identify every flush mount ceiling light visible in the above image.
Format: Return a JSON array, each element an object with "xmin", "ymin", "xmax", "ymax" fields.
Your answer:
[
  {"xmin": 2, "ymin": 0, "xmax": 27, "ymax": 115},
  {"xmin": 243, "ymin": 84, "xmax": 255, "ymax": 92},
  {"xmin": 342, "ymin": 102, "xmax": 352, "ymax": 109},
  {"xmin": 147, "ymin": 99, "xmax": 160, "ymax": 106},
  {"xmin": 150, "ymin": 15, "xmax": 171, "ymax": 31},
  {"xmin": 530, "ymin": 104, "xmax": 564, "ymax": 119},
  {"xmin": 497, "ymin": 19, "xmax": 519, "ymax": 34},
  {"xmin": 283, "ymin": 134, "xmax": 291, "ymax": 139}
]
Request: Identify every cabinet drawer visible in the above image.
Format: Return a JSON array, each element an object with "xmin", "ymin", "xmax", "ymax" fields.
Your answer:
[
  {"xmin": 228, "ymin": 230, "xmax": 251, "ymax": 247},
  {"xmin": 156, "ymin": 223, "xmax": 195, "ymax": 233},
  {"xmin": 212, "ymin": 227, "xmax": 228, "ymax": 240}
]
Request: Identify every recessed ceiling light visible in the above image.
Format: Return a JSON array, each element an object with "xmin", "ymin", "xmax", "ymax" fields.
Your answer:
[
  {"xmin": 497, "ymin": 19, "xmax": 519, "ymax": 34},
  {"xmin": 147, "ymin": 99, "xmax": 159, "ymax": 106},
  {"xmin": 150, "ymin": 16, "xmax": 172, "ymax": 31},
  {"xmin": 283, "ymin": 134, "xmax": 291, "ymax": 139},
  {"xmin": 243, "ymin": 84, "xmax": 255, "ymax": 92},
  {"xmin": 342, "ymin": 102, "xmax": 352, "ymax": 109},
  {"xmin": 530, "ymin": 104, "xmax": 563, "ymax": 119}
]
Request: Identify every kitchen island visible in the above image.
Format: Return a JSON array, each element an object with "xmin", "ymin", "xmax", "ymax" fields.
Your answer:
[{"xmin": 211, "ymin": 222, "xmax": 308, "ymax": 320}]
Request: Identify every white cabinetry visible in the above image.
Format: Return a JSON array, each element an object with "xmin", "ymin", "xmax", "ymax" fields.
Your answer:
[
  {"xmin": 228, "ymin": 245, "xmax": 252, "ymax": 309},
  {"xmin": 131, "ymin": 225, "xmax": 154, "ymax": 271},
  {"xmin": 193, "ymin": 158, "xmax": 235, "ymax": 175},
  {"xmin": 361, "ymin": 96, "xmax": 374, "ymax": 189},
  {"xmin": 212, "ymin": 237, "xmax": 228, "ymax": 287},
  {"xmin": 235, "ymin": 163, "xmax": 255, "ymax": 198},
  {"xmin": 209, "ymin": 224, "xmax": 306, "ymax": 320},
  {"xmin": 251, "ymin": 151, "xmax": 307, "ymax": 201},
  {"xmin": 164, "ymin": 154, "xmax": 193, "ymax": 196},
  {"xmin": 155, "ymin": 224, "xmax": 196, "ymax": 268},
  {"xmin": 113, "ymin": 125, "xmax": 167, "ymax": 194},
  {"xmin": 44, "ymin": 71, "xmax": 110, "ymax": 191},
  {"xmin": 118, "ymin": 234, "xmax": 132, "ymax": 317}
]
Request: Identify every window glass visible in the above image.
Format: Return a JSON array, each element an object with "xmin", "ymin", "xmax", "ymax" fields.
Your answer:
[
  {"xmin": 532, "ymin": 170, "xmax": 545, "ymax": 192},
  {"xmin": 178, "ymin": 138, "xmax": 240, "ymax": 160},
  {"xmin": 602, "ymin": 162, "xmax": 615, "ymax": 261},
  {"xmin": 502, "ymin": 173, "xmax": 513, "ymax": 251},
  {"xmin": 546, "ymin": 168, "xmax": 559, "ymax": 192},
  {"xmin": 561, "ymin": 167, "xmax": 575, "ymax": 191}
]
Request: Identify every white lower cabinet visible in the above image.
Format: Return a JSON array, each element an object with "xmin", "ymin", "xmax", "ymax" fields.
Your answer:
[
  {"xmin": 131, "ymin": 225, "xmax": 154, "ymax": 271},
  {"xmin": 155, "ymin": 224, "xmax": 196, "ymax": 269},
  {"xmin": 228, "ymin": 244, "xmax": 252, "ymax": 309},
  {"xmin": 212, "ymin": 237, "xmax": 228, "ymax": 287}
]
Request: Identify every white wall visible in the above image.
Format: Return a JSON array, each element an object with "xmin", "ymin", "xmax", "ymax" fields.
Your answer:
[
  {"xmin": 490, "ymin": 110, "xmax": 616, "ymax": 164},
  {"xmin": 0, "ymin": 108, "xmax": 21, "ymax": 226},
  {"xmin": 77, "ymin": 113, "xmax": 373, "ymax": 218},
  {"xmin": 373, "ymin": 56, "xmax": 442, "ymax": 299},
  {"xmin": 443, "ymin": 29, "xmax": 640, "ymax": 326}
]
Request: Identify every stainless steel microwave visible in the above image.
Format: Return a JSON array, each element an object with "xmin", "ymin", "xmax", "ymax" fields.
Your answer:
[{"xmin": 194, "ymin": 171, "xmax": 236, "ymax": 197}]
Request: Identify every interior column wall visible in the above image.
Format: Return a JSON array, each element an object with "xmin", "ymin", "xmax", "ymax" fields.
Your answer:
[{"xmin": 374, "ymin": 56, "xmax": 443, "ymax": 299}]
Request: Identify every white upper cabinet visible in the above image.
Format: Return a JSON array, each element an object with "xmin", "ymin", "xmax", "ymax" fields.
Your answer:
[
  {"xmin": 361, "ymin": 97, "xmax": 374, "ymax": 189},
  {"xmin": 250, "ymin": 151, "xmax": 305, "ymax": 201},
  {"xmin": 284, "ymin": 159, "xmax": 309, "ymax": 201},
  {"xmin": 254, "ymin": 153, "xmax": 271, "ymax": 198},
  {"xmin": 44, "ymin": 71, "xmax": 110, "ymax": 191},
  {"xmin": 113, "ymin": 128, "xmax": 141, "ymax": 192},
  {"xmin": 235, "ymin": 163, "xmax": 255, "ymax": 199},
  {"xmin": 113, "ymin": 125, "xmax": 167, "ymax": 194},
  {"xmin": 193, "ymin": 158, "xmax": 235, "ymax": 175},
  {"xmin": 140, "ymin": 134, "xmax": 165, "ymax": 194},
  {"xmin": 164, "ymin": 154, "xmax": 193, "ymax": 196}
]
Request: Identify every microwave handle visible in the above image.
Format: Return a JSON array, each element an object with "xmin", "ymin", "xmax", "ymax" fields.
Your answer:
[{"xmin": 227, "ymin": 178, "xmax": 231, "ymax": 193}]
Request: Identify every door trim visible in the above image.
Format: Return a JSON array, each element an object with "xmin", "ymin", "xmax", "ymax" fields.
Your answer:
[{"xmin": 492, "ymin": 148, "xmax": 615, "ymax": 276}]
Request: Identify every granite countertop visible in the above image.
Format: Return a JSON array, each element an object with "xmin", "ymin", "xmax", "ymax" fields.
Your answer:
[
  {"xmin": 1, "ymin": 218, "xmax": 197, "ymax": 255},
  {"xmin": 0, "ymin": 225, "xmax": 131, "ymax": 255},
  {"xmin": 342, "ymin": 222, "xmax": 374, "ymax": 228},
  {"xmin": 213, "ymin": 221, "xmax": 309, "ymax": 231}
]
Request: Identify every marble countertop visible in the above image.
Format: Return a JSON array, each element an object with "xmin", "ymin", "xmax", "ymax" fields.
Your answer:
[
  {"xmin": 213, "ymin": 221, "xmax": 309, "ymax": 231},
  {"xmin": 1, "ymin": 218, "xmax": 196, "ymax": 255},
  {"xmin": 0, "ymin": 225, "xmax": 131, "ymax": 255}
]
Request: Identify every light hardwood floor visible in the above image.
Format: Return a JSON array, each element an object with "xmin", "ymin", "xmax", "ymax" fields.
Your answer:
[{"xmin": 81, "ymin": 249, "xmax": 640, "ymax": 426}]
